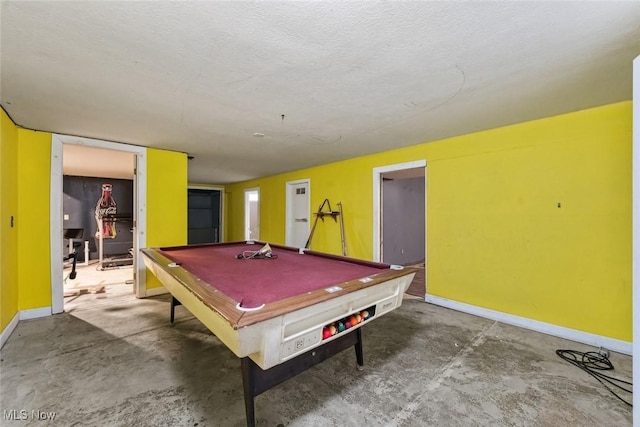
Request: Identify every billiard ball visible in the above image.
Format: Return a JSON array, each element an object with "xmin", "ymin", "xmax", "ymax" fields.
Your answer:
[
  {"xmin": 322, "ymin": 327, "xmax": 331, "ymax": 339},
  {"xmin": 349, "ymin": 315, "xmax": 358, "ymax": 326},
  {"xmin": 329, "ymin": 325, "xmax": 337, "ymax": 335},
  {"xmin": 362, "ymin": 310, "xmax": 370, "ymax": 320},
  {"xmin": 345, "ymin": 320, "xmax": 352, "ymax": 329},
  {"xmin": 337, "ymin": 322, "xmax": 346, "ymax": 332},
  {"xmin": 355, "ymin": 313, "xmax": 362, "ymax": 324}
]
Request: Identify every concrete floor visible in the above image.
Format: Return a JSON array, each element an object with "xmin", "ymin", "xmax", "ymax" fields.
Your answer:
[{"xmin": 0, "ymin": 287, "xmax": 632, "ymax": 426}]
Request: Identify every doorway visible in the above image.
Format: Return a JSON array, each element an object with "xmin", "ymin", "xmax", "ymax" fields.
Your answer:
[
  {"xmin": 50, "ymin": 134, "xmax": 147, "ymax": 314},
  {"xmin": 62, "ymin": 170, "xmax": 136, "ymax": 311},
  {"xmin": 188, "ymin": 187, "xmax": 223, "ymax": 244},
  {"xmin": 373, "ymin": 160, "xmax": 426, "ymax": 297},
  {"xmin": 285, "ymin": 179, "xmax": 310, "ymax": 248},
  {"xmin": 244, "ymin": 188, "xmax": 260, "ymax": 241}
]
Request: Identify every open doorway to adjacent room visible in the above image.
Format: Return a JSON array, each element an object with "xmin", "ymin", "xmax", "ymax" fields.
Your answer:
[
  {"xmin": 373, "ymin": 160, "xmax": 426, "ymax": 298},
  {"xmin": 188, "ymin": 186, "xmax": 224, "ymax": 244},
  {"xmin": 60, "ymin": 145, "xmax": 135, "ymax": 311},
  {"xmin": 244, "ymin": 188, "xmax": 260, "ymax": 241},
  {"xmin": 50, "ymin": 134, "xmax": 147, "ymax": 315}
]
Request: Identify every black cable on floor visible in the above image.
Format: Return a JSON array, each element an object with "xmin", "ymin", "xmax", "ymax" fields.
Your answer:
[{"xmin": 556, "ymin": 349, "xmax": 632, "ymax": 406}]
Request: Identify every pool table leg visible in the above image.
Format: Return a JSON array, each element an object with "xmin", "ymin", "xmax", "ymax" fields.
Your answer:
[
  {"xmin": 241, "ymin": 357, "xmax": 257, "ymax": 427},
  {"xmin": 238, "ymin": 328, "xmax": 365, "ymax": 426},
  {"xmin": 170, "ymin": 296, "xmax": 182, "ymax": 325},
  {"xmin": 355, "ymin": 328, "xmax": 364, "ymax": 370}
]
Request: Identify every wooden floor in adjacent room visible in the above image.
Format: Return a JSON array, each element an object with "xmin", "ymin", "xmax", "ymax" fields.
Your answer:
[
  {"xmin": 63, "ymin": 261, "xmax": 134, "ymax": 312},
  {"xmin": 405, "ymin": 263, "xmax": 425, "ymax": 298}
]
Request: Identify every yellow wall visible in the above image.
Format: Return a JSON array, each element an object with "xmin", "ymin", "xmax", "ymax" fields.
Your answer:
[
  {"xmin": 426, "ymin": 103, "xmax": 631, "ymax": 341},
  {"xmin": 0, "ymin": 111, "xmax": 189, "ymax": 334},
  {"xmin": 146, "ymin": 149, "xmax": 188, "ymax": 289},
  {"xmin": 225, "ymin": 161, "xmax": 381, "ymax": 259},
  {"xmin": 17, "ymin": 129, "xmax": 52, "ymax": 309},
  {"xmin": 226, "ymin": 102, "xmax": 632, "ymax": 342},
  {"xmin": 0, "ymin": 114, "xmax": 52, "ymax": 327},
  {"xmin": 0, "ymin": 101, "xmax": 631, "ymax": 344},
  {"xmin": 1, "ymin": 108, "xmax": 19, "ymax": 330}
]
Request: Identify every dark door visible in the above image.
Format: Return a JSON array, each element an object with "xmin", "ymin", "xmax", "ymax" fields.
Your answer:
[{"xmin": 188, "ymin": 189, "xmax": 221, "ymax": 244}]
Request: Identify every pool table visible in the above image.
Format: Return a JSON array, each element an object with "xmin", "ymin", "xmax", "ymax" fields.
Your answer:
[{"xmin": 141, "ymin": 241, "xmax": 416, "ymax": 426}]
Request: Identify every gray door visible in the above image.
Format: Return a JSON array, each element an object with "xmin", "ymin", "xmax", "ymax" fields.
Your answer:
[{"xmin": 188, "ymin": 189, "xmax": 221, "ymax": 244}]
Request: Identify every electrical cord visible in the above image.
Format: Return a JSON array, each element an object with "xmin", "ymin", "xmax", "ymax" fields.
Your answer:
[{"xmin": 556, "ymin": 349, "xmax": 632, "ymax": 406}]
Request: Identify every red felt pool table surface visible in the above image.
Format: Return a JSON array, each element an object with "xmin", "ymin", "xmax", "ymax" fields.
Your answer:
[
  {"xmin": 158, "ymin": 242, "xmax": 390, "ymax": 308},
  {"xmin": 142, "ymin": 241, "xmax": 414, "ymax": 329}
]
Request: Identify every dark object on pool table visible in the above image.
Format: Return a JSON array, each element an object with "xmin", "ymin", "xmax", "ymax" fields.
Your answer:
[{"xmin": 236, "ymin": 243, "xmax": 279, "ymax": 260}]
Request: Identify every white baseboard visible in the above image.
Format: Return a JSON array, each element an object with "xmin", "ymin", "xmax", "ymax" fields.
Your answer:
[
  {"xmin": 145, "ymin": 286, "xmax": 168, "ymax": 297},
  {"xmin": 426, "ymin": 294, "xmax": 632, "ymax": 355},
  {"xmin": 0, "ymin": 312, "xmax": 20, "ymax": 350},
  {"xmin": 20, "ymin": 306, "xmax": 52, "ymax": 320}
]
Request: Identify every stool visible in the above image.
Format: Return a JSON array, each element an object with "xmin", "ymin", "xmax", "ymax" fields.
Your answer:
[{"xmin": 63, "ymin": 228, "xmax": 84, "ymax": 281}]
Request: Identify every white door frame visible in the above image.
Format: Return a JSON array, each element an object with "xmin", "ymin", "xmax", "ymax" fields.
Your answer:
[
  {"xmin": 631, "ymin": 54, "xmax": 639, "ymax": 419},
  {"xmin": 50, "ymin": 134, "xmax": 147, "ymax": 314},
  {"xmin": 244, "ymin": 187, "xmax": 260, "ymax": 241},
  {"xmin": 285, "ymin": 179, "xmax": 310, "ymax": 248},
  {"xmin": 372, "ymin": 159, "xmax": 426, "ymax": 262},
  {"xmin": 188, "ymin": 185, "xmax": 225, "ymax": 243}
]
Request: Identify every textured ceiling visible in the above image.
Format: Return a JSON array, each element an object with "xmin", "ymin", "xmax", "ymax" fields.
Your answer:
[{"xmin": 1, "ymin": 2, "xmax": 639, "ymax": 184}]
